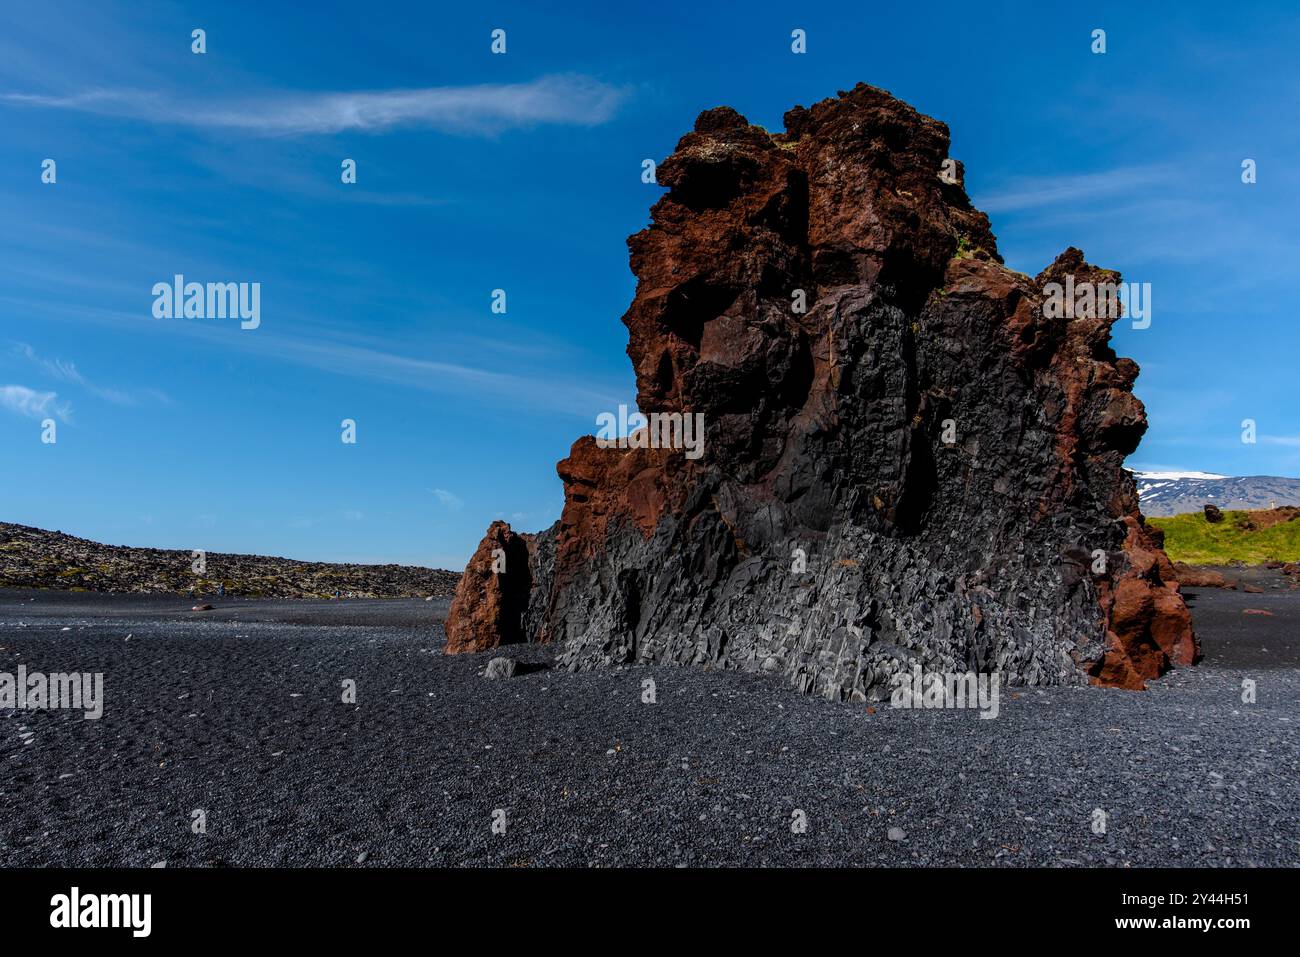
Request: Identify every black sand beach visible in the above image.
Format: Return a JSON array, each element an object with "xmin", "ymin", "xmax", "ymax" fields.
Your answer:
[{"xmin": 1, "ymin": 584, "xmax": 1295, "ymax": 867}]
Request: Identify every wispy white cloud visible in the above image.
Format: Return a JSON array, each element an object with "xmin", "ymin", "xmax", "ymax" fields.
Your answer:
[
  {"xmin": 0, "ymin": 384, "xmax": 71, "ymax": 422},
  {"xmin": 974, "ymin": 164, "xmax": 1177, "ymax": 213},
  {"xmin": 236, "ymin": 331, "xmax": 625, "ymax": 418},
  {"xmin": 10, "ymin": 342, "xmax": 170, "ymax": 406},
  {"xmin": 1261, "ymin": 435, "xmax": 1300, "ymax": 448},
  {"xmin": 0, "ymin": 296, "xmax": 627, "ymax": 418},
  {"xmin": 430, "ymin": 488, "xmax": 463, "ymax": 510},
  {"xmin": 0, "ymin": 74, "xmax": 627, "ymax": 136}
]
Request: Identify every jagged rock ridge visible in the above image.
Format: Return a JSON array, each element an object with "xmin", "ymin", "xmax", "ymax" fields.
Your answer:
[{"xmin": 446, "ymin": 83, "xmax": 1198, "ymax": 694}]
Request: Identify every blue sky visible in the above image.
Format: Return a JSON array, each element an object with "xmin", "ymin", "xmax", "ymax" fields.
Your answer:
[{"xmin": 1, "ymin": 1, "xmax": 1296, "ymax": 567}]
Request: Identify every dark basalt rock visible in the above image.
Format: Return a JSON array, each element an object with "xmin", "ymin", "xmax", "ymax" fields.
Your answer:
[
  {"xmin": 449, "ymin": 83, "xmax": 1198, "ymax": 694},
  {"xmin": 483, "ymin": 656, "xmax": 519, "ymax": 680}
]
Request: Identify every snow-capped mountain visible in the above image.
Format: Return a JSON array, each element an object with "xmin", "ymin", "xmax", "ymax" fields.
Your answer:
[{"xmin": 1130, "ymin": 471, "xmax": 1300, "ymax": 516}]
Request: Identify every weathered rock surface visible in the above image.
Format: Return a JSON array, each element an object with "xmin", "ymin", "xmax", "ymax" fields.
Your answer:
[
  {"xmin": 483, "ymin": 656, "xmax": 519, "ymax": 680},
  {"xmin": 448, "ymin": 83, "xmax": 1198, "ymax": 694},
  {"xmin": 1204, "ymin": 503, "xmax": 1224, "ymax": 523},
  {"xmin": 1171, "ymin": 563, "xmax": 1235, "ymax": 589},
  {"xmin": 444, "ymin": 521, "xmax": 532, "ymax": 654}
]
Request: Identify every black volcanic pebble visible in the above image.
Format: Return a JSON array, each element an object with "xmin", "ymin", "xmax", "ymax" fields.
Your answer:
[{"xmin": 0, "ymin": 587, "xmax": 1294, "ymax": 867}]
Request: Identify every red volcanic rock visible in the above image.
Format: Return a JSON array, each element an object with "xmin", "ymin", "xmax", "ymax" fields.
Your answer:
[
  {"xmin": 444, "ymin": 521, "xmax": 531, "ymax": 655},
  {"xmin": 447, "ymin": 83, "xmax": 1198, "ymax": 695},
  {"xmin": 1171, "ymin": 563, "xmax": 1235, "ymax": 589},
  {"xmin": 1093, "ymin": 514, "xmax": 1198, "ymax": 688}
]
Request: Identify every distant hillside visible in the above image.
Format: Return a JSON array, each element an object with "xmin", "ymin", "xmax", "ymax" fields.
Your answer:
[
  {"xmin": 1132, "ymin": 471, "xmax": 1300, "ymax": 517},
  {"xmin": 0, "ymin": 523, "xmax": 459, "ymax": 599},
  {"xmin": 1148, "ymin": 507, "xmax": 1300, "ymax": 565}
]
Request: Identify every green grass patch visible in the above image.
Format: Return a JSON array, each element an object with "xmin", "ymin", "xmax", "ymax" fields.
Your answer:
[
  {"xmin": 953, "ymin": 233, "xmax": 989, "ymax": 261},
  {"xmin": 1149, "ymin": 510, "xmax": 1300, "ymax": 565}
]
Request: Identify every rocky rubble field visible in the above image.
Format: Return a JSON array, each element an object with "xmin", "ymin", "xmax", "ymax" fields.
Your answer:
[{"xmin": 0, "ymin": 523, "xmax": 459, "ymax": 599}]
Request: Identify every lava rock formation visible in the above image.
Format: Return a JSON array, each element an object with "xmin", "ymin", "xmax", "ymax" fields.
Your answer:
[{"xmin": 445, "ymin": 83, "xmax": 1198, "ymax": 695}]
